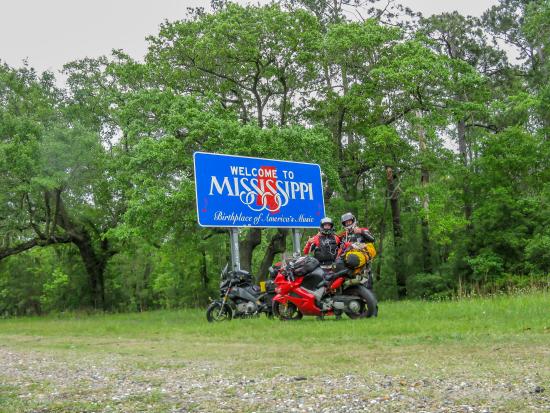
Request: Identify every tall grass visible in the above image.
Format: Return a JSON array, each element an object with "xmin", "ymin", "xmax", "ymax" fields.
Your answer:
[{"xmin": 1, "ymin": 292, "xmax": 547, "ymax": 348}]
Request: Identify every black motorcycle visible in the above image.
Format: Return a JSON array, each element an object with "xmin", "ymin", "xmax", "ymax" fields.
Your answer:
[{"xmin": 206, "ymin": 264, "xmax": 275, "ymax": 322}]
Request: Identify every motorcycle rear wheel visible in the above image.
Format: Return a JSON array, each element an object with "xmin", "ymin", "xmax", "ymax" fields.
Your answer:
[
  {"xmin": 206, "ymin": 302, "xmax": 233, "ymax": 322},
  {"xmin": 272, "ymin": 301, "xmax": 303, "ymax": 321},
  {"xmin": 343, "ymin": 287, "xmax": 377, "ymax": 319}
]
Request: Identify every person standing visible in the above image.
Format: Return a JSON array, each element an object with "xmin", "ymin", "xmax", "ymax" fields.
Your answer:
[
  {"xmin": 338, "ymin": 212, "xmax": 376, "ymax": 289},
  {"xmin": 303, "ymin": 217, "xmax": 341, "ymax": 268}
]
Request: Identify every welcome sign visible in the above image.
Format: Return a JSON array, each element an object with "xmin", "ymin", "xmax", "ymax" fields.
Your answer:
[{"xmin": 194, "ymin": 152, "xmax": 325, "ymax": 228}]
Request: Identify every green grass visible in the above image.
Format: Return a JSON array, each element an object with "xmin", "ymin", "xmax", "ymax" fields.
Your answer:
[
  {"xmin": 1, "ymin": 292, "xmax": 547, "ymax": 344},
  {"xmin": 0, "ymin": 293, "xmax": 548, "ymax": 412},
  {"xmin": 1, "ymin": 292, "xmax": 548, "ymax": 372}
]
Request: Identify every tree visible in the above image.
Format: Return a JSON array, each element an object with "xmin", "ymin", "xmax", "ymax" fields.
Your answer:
[
  {"xmin": 2, "ymin": 2, "xmax": 549, "ymax": 312},
  {"xmin": 0, "ymin": 63, "xmax": 115, "ymax": 308},
  {"xmin": 146, "ymin": 3, "xmax": 320, "ymax": 128},
  {"xmin": 314, "ymin": 19, "xmax": 453, "ymax": 297},
  {"xmin": 419, "ymin": 12, "xmax": 509, "ymax": 221},
  {"xmin": 143, "ymin": 4, "xmax": 333, "ymax": 273}
]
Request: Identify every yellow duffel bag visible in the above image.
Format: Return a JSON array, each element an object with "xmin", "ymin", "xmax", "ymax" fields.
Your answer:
[
  {"xmin": 344, "ymin": 242, "xmax": 376, "ymax": 275},
  {"xmin": 366, "ymin": 242, "xmax": 377, "ymax": 260},
  {"xmin": 348, "ymin": 242, "xmax": 376, "ymax": 260}
]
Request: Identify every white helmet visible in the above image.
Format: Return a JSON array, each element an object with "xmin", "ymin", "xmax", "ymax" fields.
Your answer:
[{"xmin": 341, "ymin": 212, "xmax": 356, "ymax": 231}]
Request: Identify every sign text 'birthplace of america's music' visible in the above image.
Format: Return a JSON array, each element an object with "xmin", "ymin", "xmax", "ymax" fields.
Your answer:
[{"xmin": 193, "ymin": 152, "xmax": 325, "ymax": 228}]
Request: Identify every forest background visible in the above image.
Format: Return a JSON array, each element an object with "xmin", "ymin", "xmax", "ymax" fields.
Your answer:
[{"xmin": 1, "ymin": 0, "xmax": 549, "ymax": 314}]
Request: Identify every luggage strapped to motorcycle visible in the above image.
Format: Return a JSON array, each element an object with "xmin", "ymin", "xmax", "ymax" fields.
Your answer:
[
  {"xmin": 292, "ymin": 256, "xmax": 320, "ymax": 276},
  {"xmin": 344, "ymin": 242, "xmax": 376, "ymax": 274}
]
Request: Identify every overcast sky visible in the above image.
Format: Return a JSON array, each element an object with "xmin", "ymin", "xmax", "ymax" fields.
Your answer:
[{"xmin": 0, "ymin": 0, "xmax": 499, "ymax": 76}]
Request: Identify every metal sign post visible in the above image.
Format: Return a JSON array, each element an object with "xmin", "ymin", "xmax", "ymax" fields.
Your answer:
[
  {"xmin": 229, "ymin": 228, "xmax": 241, "ymax": 272},
  {"xmin": 291, "ymin": 229, "xmax": 302, "ymax": 257}
]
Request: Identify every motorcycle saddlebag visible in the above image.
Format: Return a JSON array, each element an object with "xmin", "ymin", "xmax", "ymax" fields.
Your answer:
[{"xmin": 293, "ymin": 256, "xmax": 320, "ymax": 276}]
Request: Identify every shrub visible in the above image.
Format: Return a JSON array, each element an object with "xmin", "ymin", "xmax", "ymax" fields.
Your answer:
[{"xmin": 406, "ymin": 272, "xmax": 453, "ymax": 299}]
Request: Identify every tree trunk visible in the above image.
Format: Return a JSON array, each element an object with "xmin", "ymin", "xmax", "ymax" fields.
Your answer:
[
  {"xmin": 418, "ymin": 113, "xmax": 432, "ymax": 273},
  {"xmin": 239, "ymin": 228, "xmax": 262, "ymax": 273},
  {"xmin": 71, "ymin": 233, "xmax": 107, "ymax": 309},
  {"xmin": 252, "ymin": 66, "xmax": 264, "ymax": 128},
  {"xmin": 55, "ymin": 191, "xmax": 111, "ymax": 310},
  {"xmin": 458, "ymin": 119, "xmax": 472, "ymax": 221},
  {"xmin": 279, "ymin": 75, "xmax": 289, "ymax": 127},
  {"xmin": 375, "ymin": 194, "xmax": 388, "ymax": 282},
  {"xmin": 420, "ymin": 194, "xmax": 432, "ymax": 273},
  {"xmin": 137, "ymin": 256, "xmax": 152, "ymax": 312},
  {"xmin": 335, "ymin": 107, "xmax": 345, "ymax": 161},
  {"xmin": 0, "ymin": 237, "xmax": 71, "ymax": 260},
  {"xmin": 200, "ymin": 250, "xmax": 208, "ymax": 289},
  {"xmin": 386, "ymin": 166, "xmax": 406, "ymax": 298},
  {"xmin": 258, "ymin": 229, "xmax": 288, "ymax": 282}
]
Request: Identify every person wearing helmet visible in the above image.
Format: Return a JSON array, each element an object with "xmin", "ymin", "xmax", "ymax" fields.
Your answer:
[
  {"xmin": 338, "ymin": 212, "xmax": 376, "ymax": 289},
  {"xmin": 303, "ymin": 217, "xmax": 341, "ymax": 267},
  {"xmin": 339, "ymin": 212, "xmax": 375, "ymax": 244}
]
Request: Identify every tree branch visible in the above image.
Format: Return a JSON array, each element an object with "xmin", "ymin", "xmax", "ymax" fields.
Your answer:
[
  {"xmin": 24, "ymin": 193, "xmax": 45, "ymax": 239},
  {"xmin": 0, "ymin": 235, "xmax": 72, "ymax": 261}
]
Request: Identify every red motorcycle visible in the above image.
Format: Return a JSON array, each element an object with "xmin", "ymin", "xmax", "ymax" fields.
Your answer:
[{"xmin": 270, "ymin": 256, "xmax": 377, "ymax": 320}]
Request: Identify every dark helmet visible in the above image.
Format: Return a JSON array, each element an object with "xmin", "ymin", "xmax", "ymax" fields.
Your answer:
[
  {"xmin": 341, "ymin": 212, "xmax": 356, "ymax": 231},
  {"xmin": 333, "ymin": 257, "xmax": 347, "ymax": 273},
  {"xmin": 344, "ymin": 253, "xmax": 361, "ymax": 269},
  {"xmin": 320, "ymin": 217, "xmax": 334, "ymax": 235}
]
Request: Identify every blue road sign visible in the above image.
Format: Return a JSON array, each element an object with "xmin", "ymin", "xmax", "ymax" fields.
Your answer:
[{"xmin": 194, "ymin": 152, "xmax": 325, "ymax": 228}]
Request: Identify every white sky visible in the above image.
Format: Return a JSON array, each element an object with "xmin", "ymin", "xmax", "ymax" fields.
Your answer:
[{"xmin": 0, "ymin": 0, "xmax": 499, "ymax": 76}]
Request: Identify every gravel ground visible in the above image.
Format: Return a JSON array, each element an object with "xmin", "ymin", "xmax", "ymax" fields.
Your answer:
[{"xmin": 1, "ymin": 347, "xmax": 548, "ymax": 413}]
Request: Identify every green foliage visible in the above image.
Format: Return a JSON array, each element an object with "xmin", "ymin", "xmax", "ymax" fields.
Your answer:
[
  {"xmin": 525, "ymin": 234, "xmax": 550, "ymax": 275},
  {"xmin": 40, "ymin": 268, "xmax": 70, "ymax": 312},
  {"xmin": 0, "ymin": 246, "xmax": 88, "ymax": 315},
  {"xmin": 1, "ymin": 2, "xmax": 549, "ymax": 312},
  {"xmin": 467, "ymin": 252, "xmax": 504, "ymax": 283},
  {"xmin": 406, "ymin": 272, "xmax": 453, "ymax": 299}
]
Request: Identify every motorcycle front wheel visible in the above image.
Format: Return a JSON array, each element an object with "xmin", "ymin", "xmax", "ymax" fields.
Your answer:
[
  {"xmin": 272, "ymin": 301, "xmax": 303, "ymax": 321},
  {"xmin": 206, "ymin": 302, "xmax": 233, "ymax": 322}
]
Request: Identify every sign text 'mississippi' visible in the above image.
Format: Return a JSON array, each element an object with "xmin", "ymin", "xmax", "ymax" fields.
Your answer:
[{"xmin": 208, "ymin": 165, "xmax": 314, "ymax": 214}]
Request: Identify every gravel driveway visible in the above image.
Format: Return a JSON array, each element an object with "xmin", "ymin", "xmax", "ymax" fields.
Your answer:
[{"xmin": 1, "ymin": 347, "xmax": 548, "ymax": 413}]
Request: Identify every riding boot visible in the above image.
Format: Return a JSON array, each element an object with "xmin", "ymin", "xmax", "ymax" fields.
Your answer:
[{"xmin": 366, "ymin": 266, "xmax": 373, "ymax": 290}]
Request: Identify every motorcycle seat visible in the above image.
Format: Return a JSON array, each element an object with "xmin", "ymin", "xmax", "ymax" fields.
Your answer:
[{"xmin": 309, "ymin": 267, "xmax": 325, "ymax": 277}]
